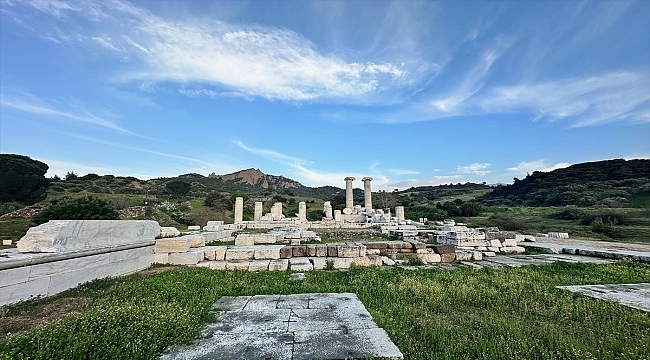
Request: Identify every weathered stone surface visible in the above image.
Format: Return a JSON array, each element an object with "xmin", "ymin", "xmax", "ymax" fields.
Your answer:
[
  {"xmin": 387, "ymin": 241, "xmax": 411, "ymax": 250},
  {"xmin": 404, "ymin": 239, "xmax": 426, "ymax": 250},
  {"xmin": 431, "ymin": 244, "xmax": 455, "ymax": 255},
  {"xmin": 155, "ymin": 238, "xmax": 192, "ymax": 253},
  {"xmin": 203, "ymin": 221, "xmax": 224, "ymax": 232},
  {"xmin": 455, "ymin": 252, "xmax": 472, "ymax": 261},
  {"xmin": 306, "ymin": 245, "xmax": 317, "ymax": 257},
  {"xmin": 234, "ymin": 235, "xmax": 254, "ymax": 246},
  {"xmin": 248, "ymin": 260, "xmax": 270, "ymax": 272},
  {"xmin": 176, "ymin": 234, "xmax": 204, "ymax": 248},
  {"xmin": 331, "ymin": 257, "xmax": 353, "ymax": 269},
  {"xmin": 471, "ymin": 251, "xmax": 483, "ymax": 261},
  {"xmin": 338, "ymin": 245, "xmax": 360, "ymax": 258},
  {"xmin": 557, "ymin": 283, "xmax": 650, "ymax": 312},
  {"xmin": 503, "ymin": 239, "xmax": 518, "ymax": 247},
  {"xmin": 501, "ymin": 246, "xmax": 525, "ymax": 254},
  {"xmin": 187, "ymin": 226, "xmax": 201, "ymax": 231},
  {"xmin": 203, "ymin": 246, "xmax": 227, "ymax": 261},
  {"xmin": 440, "ymin": 253, "xmax": 456, "ymax": 263},
  {"xmin": 17, "ymin": 220, "xmax": 160, "ymax": 253},
  {"xmin": 2, "ymin": 240, "xmax": 12, "ymax": 246},
  {"xmin": 254, "ymin": 245, "xmax": 283, "ymax": 260},
  {"xmin": 381, "ymin": 256, "xmax": 396, "ymax": 266},
  {"xmin": 160, "ymin": 227, "xmax": 180, "ymax": 238},
  {"xmin": 280, "ymin": 246, "xmax": 293, "ymax": 259},
  {"xmin": 483, "ymin": 251, "xmax": 496, "ymax": 257},
  {"xmin": 418, "ymin": 253, "xmax": 441, "ymax": 263},
  {"xmin": 153, "ymin": 253, "xmax": 169, "ymax": 264},
  {"xmin": 315, "ymin": 244, "xmax": 328, "ymax": 257},
  {"xmin": 327, "ymin": 244, "xmax": 338, "ymax": 257},
  {"xmin": 367, "ymin": 249, "xmax": 381, "ymax": 255},
  {"xmin": 487, "ymin": 246, "xmax": 500, "ymax": 253},
  {"xmin": 268, "ymin": 259, "xmax": 289, "ymax": 271},
  {"xmin": 352, "ymin": 257, "xmax": 372, "ymax": 267},
  {"xmin": 310, "ymin": 257, "xmax": 329, "ymax": 270},
  {"xmin": 366, "ymin": 255, "xmax": 383, "ymax": 267},
  {"xmin": 292, "ymin": 245, "xmax": 307, "ymax": 257},
  {"xmin": 290, "ymin": 257, "xmax": 313, "ymax": 271},
  {"xmin": 358, "ymin": 244, "xmax": 367, "ymax": 257},
  {"xmin": 489, "ymin": 239, "xmax": 502, "ymax": 248},
  {"xmin": 168, "ymin": 250, "xmax": 203, "ymax": 265},
  {"xmin": 225, "ymin": 260, "xmax": 250, "ymax": 271},
  {"xmin": 196, "ymin": 261, "xmax": 227, "ymax": 270},
  {"xmin": 364, "ymin": 241, "xmax": 388, "ymax": 250},
  {"xmin": 225, "ymin": 247, "xmax": 254, "ymax": 260}
]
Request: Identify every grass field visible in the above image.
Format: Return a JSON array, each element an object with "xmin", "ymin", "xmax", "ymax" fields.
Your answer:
[{"xmin": 1, "ymin": 262, "xmax": 649, "ymax": 359}]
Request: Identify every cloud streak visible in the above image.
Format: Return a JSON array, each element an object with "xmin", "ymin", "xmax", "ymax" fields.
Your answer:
[
  {"xmin": 507, "ymin": 159, "xmax": 570, "ymax": 174},
  {"xmin": 456, "ymin": 163, "xmax": 491, "ymax": 176}
]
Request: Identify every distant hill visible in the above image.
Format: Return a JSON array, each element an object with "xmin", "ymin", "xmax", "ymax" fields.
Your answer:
[
  {"xmin": 479, "ymin": 159, "xmax": 650, "ymax": 207},
  {"xmin": 209, "ymin": 168, "xmax": 302, "ymax": 189}
]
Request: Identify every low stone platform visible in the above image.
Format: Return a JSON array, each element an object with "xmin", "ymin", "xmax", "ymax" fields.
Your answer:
[
  {"xmin": 557, "ymin": 283, "xmax": 650, "ymax": 312},
  {"xmin": 160, "ymin": 293, "xmax": 403, "ymax": 360},
  {"xmin": 521, "ymin": 241, "xmax": 650, "ymax": 263}
]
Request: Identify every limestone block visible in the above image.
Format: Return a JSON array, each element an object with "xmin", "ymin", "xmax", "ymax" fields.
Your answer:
[
  {"xmin": 471, "ymin": 251, "xmax": 483, "ymax": 261},
  {"xmin": 176, "ymin": 234, "xmax": 205, "ymax": 248},
  {"xmin": 168, "ymin": 251, "xmax": 203, "ymax": 265},
  {"xmin": 455, "ymin": 252, "xmax": 472, "ymax": 261},
  {"xmin": 187, "ymin": 226, "xmax": 201, "ymax": 231},
  {"xmin": 418, "ymin": 253, "xmax": 441, "ymax": 264},
  {"xmin": 331, "ymin": 257, "xmax": 353, "ymax": 269},
  {"xmin": 291, "ymin": 239, "xmax": 301, "ymax": 245},
  {"xmin": 503, "ymin": 239, "xmax": 518, "ymax": 247},
  {"xmin": 381, "ymin": 256, "xmax": 396, "ymax": 266},
  {"xmin": 367, "ymin": 249, "xmax": 381, "ymax": 255},
  {"xmin": 17, "ymin": 220, "xmax": 160, "ymax": 253},
  {"xmin": 235, "ymin": 235, "xmax": 255, "ymax": 246},
  {"xmin": 203, "ymin": 246, "xmax": 227, "ymax": 261},
  {"xmin": 500, "ymin": 246, "xmax": 525, "ymax": 254},
  {"xmin": 0, "ymin": 266, "xmax": 31, "ymax": 287},
  {"xmin": 315, "ymin": 244, "xmax": 328, "ymax": 257},
  {"xmin": 268, "ymin": 259, "xmax": 289, "ymax": 271},
  {"xmin": 48, "ymin": 265, "xmax": 105, "ymax": 296},
  {"xmin": 196, "ymin": 261, "xmax": 227, "ymax": 270},
  {"xmin": 475, "ymin": 246, "xmax": 488, "ymax": 251},
  {"xmin": 292, "ymin": 246, "xmax": 307, "ymax": 257},
  {"xmin": 226, "ymin": 261, "xmax": 250, "ymax": 271},
  {"xmin": 280, "ymin": 246, "xmax": 293, "ymax": 259},
  {"xmin": 254, "ymin": 245, "xmax": 283, "ymax": 260},
  {"xmin": 327, "ymin": 244, "xmax": 338, "ymax": 257},
  {"xmin": 487, "ymin": 246, "xmax": 500, "ymax": 253},
  {"xmin": 290, "ymin": 257, "xmax": 313, "ymax": 271},
  {"xmin": 404, "ymin": 239, "xmax": 426, "ymax": 250},
  {"xmin": 203, "ymin": 221, "xmax": 224, "ymax": 232},
  {"xmin": 358, "ymin": 244, "xmax": 367, "ymax": 257},
  {"xmin": 364, "ymin": 242, "xmax": 387, "ymax": 250},
  {"xmin": 310, "ymin": 257, "xmax": 329, "ymax": 270},
  {"xmin": 306, "ymin": 245, "xmax": 317, "ymax": 257},
  {"xmin": 0, "ymin": 277, "xmax": 50, "ymax": 307},
  {"xmin": 248, "ymin": 260, "xmax": 270, "ymax": 272},
  {"xmin": 337, "ymin": 245, "xmax": 360, "ymax": 258},
  {"xmin": 352, "ymin": 257, "xmax": 371, "ymax": 267},
  {"xmin": 387, "ymin": 241, "xmax": 411, "ymax": 250},
  {"xmin": 160, "ymin": 227, "xmax": 180, "ymax": 238},
  {"xmin": 384, "ymin": 249, "xmax": 398, "ymax": 256},
  {"xmin": 2, "ymin": 240, "xmax": 12, "ymax": 246},
  {"xmin": 225, "ymin": 247, "xmax": 255, "ymax": 260},
  {"xmin": 367, "ymin": 255, "xmax": 383, "ymax": 267},
  {"xmin": 440, "ymin": 253, "xmax": 455, "ymax": 263},
  {"xmin": 483, "ymin": 251, "xmax": 496, "ymax": 257},
  {"xmin": 153, "ymin": 253, "xmax": 169, "ymax": 264},
  {"xmin": 431, "ymin": 244, "xmax": 455, "ymax": 254},
  {"xmin": 155, "ymin": 238, "xmax": 192, "ymax": 253},
  {"xmin": 489, "ymin": 240, "xmax": 502, "ymax": 248}
]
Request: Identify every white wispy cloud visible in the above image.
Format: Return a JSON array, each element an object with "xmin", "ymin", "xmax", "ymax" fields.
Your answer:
[
  {"xmin": 388, "ymin": 168, "xmax": 420, "ymax": 175},
  {"xmin": 11, "ymin": 0, "xmax": 407, "ymax": 103},
  {"xmin": 480, "ymin": 71, "xmax": 650, "ymax": 127},
  {"xmin": 42, "ymin": 159, "xmax": 112, "ymax": 177},
  {"xmin": 0, "ymin": 90, "xmax": 136, "ymax": 134},
  {"xmin": 507, "ymin": 159, "xmax": 570, "ymax": 174},
  {"xmin": 456, "ymin": 163, "xmax": 491, "ymax": 176}
]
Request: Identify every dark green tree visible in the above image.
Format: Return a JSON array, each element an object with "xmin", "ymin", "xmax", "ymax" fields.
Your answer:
[
  {"xmin": 204, "ymin": 191, "xmax": 234, "ymax": 211},
  {"xmin": 33, "ymin": 196, "xmax": 119, "ymax": 224},
  {"xmin": 165, "ymin": 180, "xmax": 191, "ymax": 197},
  {"xmin": 0, "ymin": 154, "xmax": 49, "ymax": 205}
]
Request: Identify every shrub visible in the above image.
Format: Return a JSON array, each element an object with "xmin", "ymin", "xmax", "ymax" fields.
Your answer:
[
  {"xmin": 554, "ymin": 208, "xmax": 585, "ymax": 220},
  {"xmin": 488, "ymin": 216, "xmax": 528, "ymax": 231},
  {"xmin": 33, "ymin": 196, "xmax": 119, "ymax": 224},
  {"xmin": 0, "ymin": 202, "xmax": 24, "ymax": 216}
]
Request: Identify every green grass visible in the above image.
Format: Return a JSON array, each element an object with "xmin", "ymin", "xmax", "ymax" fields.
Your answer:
[
  {"xmin": 0, "ymin": 218, "xmax": 32, "ymax": 247},
  {"xmin": 1, "ymin": 262, "xmax": 649, "ymax": 359}
]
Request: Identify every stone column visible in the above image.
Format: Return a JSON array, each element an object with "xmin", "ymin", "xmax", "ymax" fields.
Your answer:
[
  {"xmin": 362, "ymin": 177, "xmax": 372, "ymax": 211},
  {"xmin": 334, "ymin": 210, "xmax": 341, "ymax": 222},
  {"xmin": 344, "ymin": 177, "xmax": 355, "ymax": 211},
  {"xmin": 254, "ymin": 202, "xmax": 263, "ymax": 221},
  {"xmin": 323, "ymin": 201, "xmax": 333, "ymax": 219},
  {"xmin": 234, "ymin": 197, "xmax": 244, "ymax": 223},
  {"xmin": 298, "ymin": 201, "xmax": 306, "ymax": 222},
  {"xmin": 271, "ymin": 202, "xmax": 283, "ymax": 220},
  {"xmin": 395, "ymin": 206, "xmax": 405, "ymax": 221}
]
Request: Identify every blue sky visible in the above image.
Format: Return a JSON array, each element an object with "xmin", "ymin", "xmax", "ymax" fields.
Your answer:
[{"xmin": 1, "ymin": 0, "xmax": 648, "ymax": 190}]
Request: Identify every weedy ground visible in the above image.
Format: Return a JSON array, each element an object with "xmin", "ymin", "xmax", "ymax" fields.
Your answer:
[{"xmin": 1, "ymin": 261, "xmax": 649, "ymax": 359}]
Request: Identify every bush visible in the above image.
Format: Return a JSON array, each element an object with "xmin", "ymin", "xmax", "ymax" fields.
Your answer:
[
  {"xmin": 165, "ymin": 180, "xmax": 191, "ymax": 197},
  {"xmin": 0, "ymin": 202, "xmax": 24, "ymax": 216},
  {"xmin": 0, "ymin": 154, "xmax": 49, "ymax": 205},
  {"xmin": 204, "ymin": 191, "xmax": 234, "ymax": 211},
  {"xmin": 33, "ymin": 196, "xmax": 119, "ymax": 224},
  {"xmin": 488, "ymin": 216, "xmax": 528, "ymax": 231},
  {"xmin": 554, "ymin": 208, "xmax": 585, "ymax": 220}
]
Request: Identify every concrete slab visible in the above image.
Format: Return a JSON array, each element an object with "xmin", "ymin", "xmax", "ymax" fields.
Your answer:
[
  {"xmin": 163, "ymin": 293, "xmax": 402, "ymax": 359},
  {"xmin": 557, "ymin": 283, "xmax": 650, "ymax": 312}
]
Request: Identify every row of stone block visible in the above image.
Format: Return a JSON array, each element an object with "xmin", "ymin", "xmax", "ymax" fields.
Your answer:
[
  {"xmin": 196, "ymin": 255, "xmax": 392, "ymax": 272},
  {"xmin": 279, "ymin": 243, "xmax": 367, "ymax": 258}
]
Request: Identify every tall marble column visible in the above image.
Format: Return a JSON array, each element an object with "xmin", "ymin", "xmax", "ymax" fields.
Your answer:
[
  {"xmin": 234, "ymin": 197, "xmax": 244, "ymax": 223},
  {"xmin": 362, "ymin": 177, "xmax": 373, "ymax": 210},
  {"xmin": 323, "ymin": 201, "xmax": 333, "ymax": 219},
  {"xmin": 298, "ymin": 201, "xmax": 306, "ymax": 222},
  {"xmin": 254, "ymin": 202, "xmax": 263, "ymax": 221},
  {"xmin": 344, "ymin": 177, "xmax": 355, "ymax": 211},
  {"xmin": 395, "ymin": 206, "xmax": 405, "ymax": 221}
]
